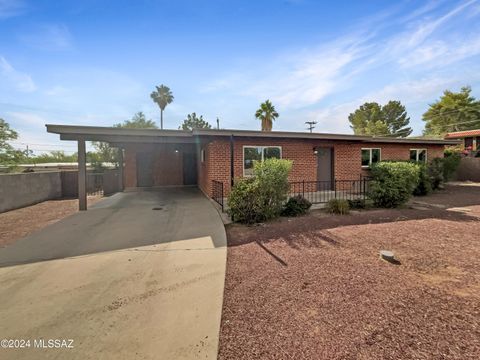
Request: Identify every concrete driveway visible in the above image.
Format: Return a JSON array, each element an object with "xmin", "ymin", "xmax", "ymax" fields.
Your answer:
[{"xmin": 0, "ymin": 188, "xmax": 227, "ymax": 359}]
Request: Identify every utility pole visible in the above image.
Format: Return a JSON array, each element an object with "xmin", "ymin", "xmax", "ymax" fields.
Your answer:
[{"xmin": 305, "ymin": 121, "xmax": 317, "ymax": 133}]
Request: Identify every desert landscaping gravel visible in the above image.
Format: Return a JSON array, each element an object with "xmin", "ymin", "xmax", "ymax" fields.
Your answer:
[
  {"xmin": 0, "ymin": 196, "xmax": 101, "ymax": 247},
  {"xmin": 218, "ymin": 184, "xmax": 480, "ymax": 359}
]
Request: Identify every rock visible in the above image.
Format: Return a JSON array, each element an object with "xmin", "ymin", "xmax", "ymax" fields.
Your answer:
[{"xmin": 380, "ymin": 250, "xmax": 395, "ymax": 262}]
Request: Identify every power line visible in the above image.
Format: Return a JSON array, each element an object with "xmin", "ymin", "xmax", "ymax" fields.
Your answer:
[{"xmin": 9, "ymin": 141, "xmax": 78, "ymax": 148}]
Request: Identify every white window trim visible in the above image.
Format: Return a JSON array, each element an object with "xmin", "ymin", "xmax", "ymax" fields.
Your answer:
[
  {"xmin": 361, "ymin": 148, "xmax": 381, "ymax": 168},
  {"xmin": 410, "ymin": 148, "xmax": 428, "ymax": 163},
  {"xmin": 243, "ymin": 145, "xmax": 282, "ymax": 177}
]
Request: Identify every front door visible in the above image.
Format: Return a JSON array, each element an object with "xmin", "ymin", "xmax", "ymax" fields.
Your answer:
[
  {"xmin": 316, "ymin": 147, "xmax": 333, "ymax": 191},
  {"xmin": 136, "ymin": 152, "xmax": 153, "ymax": 187},
  {"xmin": 183, "ymin": 152, "xmax": 197, "ymax": 185}
]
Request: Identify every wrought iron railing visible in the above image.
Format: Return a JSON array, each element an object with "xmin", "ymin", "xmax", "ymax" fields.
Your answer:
[
  {"xmin": 210, "ymin": 178, "xmax": 371, "ymax": 211},
  {"xmin": 211, "ymin": 180, "xmax": 224, "ymax": 211},
  {"xmin": 288, "ymin": 179, "xmax": 370, "ymax": 204}
]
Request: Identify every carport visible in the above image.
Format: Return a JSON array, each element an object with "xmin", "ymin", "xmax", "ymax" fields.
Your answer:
[{"xmin": 46, "ymin": 125, "xmax": 199, "ymax": 210}]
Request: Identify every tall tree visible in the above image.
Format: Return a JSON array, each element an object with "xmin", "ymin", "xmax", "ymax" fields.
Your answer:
[
  {"xmin": 150, "ymin": 84, "xmax": 174, "ymax": 129},
  {"xmin": 92, "ymin": 112, "xmax": 157, "ymax": 165},
  {"xmin": 255, "ymin": 100, "xmax": 279, "ymax": 131},
  {"xmin": 0, "ymin": 118, "xmax": 28, "ymax": 167},
  {"xmin": 423, "ymin": 86, "xmax": 480, "ymax": 136},
  {"xmin": 179, "ymin": 113, "xmax": 212, "ymax": 130},
  {"xmin": 382, "ymin": 101, "xmax": 412, "ymax": 137},
  {"xmin": 348, "ymin": 101, "xmax": 412, "ymax": 137},
  {"xmin": 113, "ymin": 112, "xmax": 158, "ymax": 129}
]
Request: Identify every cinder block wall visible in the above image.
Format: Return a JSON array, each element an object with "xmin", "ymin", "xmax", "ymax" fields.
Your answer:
[
  {"xmin": 200, "ymin": 138, "xmax": 446, "ymax": 197},
  {"xmin": 0, "ymin": 172, "xmax": 62, "ymax": 213}
]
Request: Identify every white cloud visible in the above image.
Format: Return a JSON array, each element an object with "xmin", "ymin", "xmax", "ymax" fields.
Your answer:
[
  {"xmin": 6, "ymin": 111, "xmax": 48, "ymax": 127},
  {"xmin": 0, "ymin": 56, "xmax": 36, "ymax": 92},
  {"xmin": 0, "ymin": 0, "xmax": 25, "ymax": 19},
  {"xmin": 204, "ymin": 0, "xmax": 480, "ymax": 134},
  {"xmin": 19, "ymin": 24, "xmax": 73, "ymax": 51}
]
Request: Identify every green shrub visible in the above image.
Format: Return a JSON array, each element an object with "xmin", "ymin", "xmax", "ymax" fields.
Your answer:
[
  {"xmin": 347, "ymin": 198, "xmax": 367, "ymax": 209},
  {"xmin": 227, "ymin": 158, "xmax": 292, "ymax": 223},
  {"xmin": 443, "ymin": 151, "xmax": 461, "ymax": 181},
  {"xmin": 226, "ymin": 178, "xmax": 261, "ymax": 223},
  {"xmin": 281, "ymin": 195, "xmax": 312, "ymax": 216},
  {"xmin": 413, "ymin": 163, "xmax": 432, "ymax": 196},
  {"xmin": 368, "ymin": 162, "xmax": 419, "ymax": 208},
  {"xmin": 428, "ymin": 158, "xmax": 444, "ymax": 190},
  {"xmin": 326, "ymin": 199, "xmax": 350, "ymax": 215}
]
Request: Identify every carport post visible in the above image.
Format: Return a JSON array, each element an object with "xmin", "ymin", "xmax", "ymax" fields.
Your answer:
[
  {"xmin": 118, "ymin": 148, "xmax": 124, "ymax": 190},
  {"xmin": 78, "ymin": 139, "xmax": 87, "ymax": 211}
]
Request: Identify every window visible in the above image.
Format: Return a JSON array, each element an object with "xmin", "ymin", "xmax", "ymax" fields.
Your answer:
[
  {"xmin": 410, "ymin": 149, "xmax": 427, "ymax": 163},
  {"xmin": 243, "ymin": 146, "xmax": 282, "ymax": 176},
  {"xmin": 361, "ymin": 148, "xmax": 381, "ymax": 167}
]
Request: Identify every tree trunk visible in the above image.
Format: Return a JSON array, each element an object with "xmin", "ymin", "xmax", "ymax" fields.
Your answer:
[{"xmin": 161, "ymin": 109, "xmax": 164, "ymax": 129}]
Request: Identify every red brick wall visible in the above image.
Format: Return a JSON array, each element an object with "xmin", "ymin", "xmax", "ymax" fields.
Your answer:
[
  {"xmin": 201, "ymin": 138, "xmax": 446, "ymax": 197},
  {"xmin": 122, "ymin": 138, "xmax": 446, "ymax": 196}
]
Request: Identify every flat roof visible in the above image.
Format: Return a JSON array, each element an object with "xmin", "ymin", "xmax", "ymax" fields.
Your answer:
[{"xmin": 46, "ymin": 124, "xmax": 459, "ymax": 145}]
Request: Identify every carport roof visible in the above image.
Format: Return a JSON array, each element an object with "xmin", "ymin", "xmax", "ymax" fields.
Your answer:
[{"xmin": 46, "ymin": 124, "xmax": 459, "ymax": 145}]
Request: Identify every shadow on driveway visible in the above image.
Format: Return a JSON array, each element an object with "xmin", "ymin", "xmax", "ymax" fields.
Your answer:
[{"xmin": 0, "ymin": 187, "xmax": 226, "ymax": 268}]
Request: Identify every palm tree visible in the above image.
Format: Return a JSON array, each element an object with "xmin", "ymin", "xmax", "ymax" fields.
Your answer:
[
  {"xmin": 255, "ymin": 100, "xmax": 279, "ymax": 131},
  {"xmin": 150, "ymin": 85, "xmax": 174, "ymax": 129}
]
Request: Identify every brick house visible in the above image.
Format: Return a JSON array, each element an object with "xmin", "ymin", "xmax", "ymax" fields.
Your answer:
[
  {"xmin": 445, "ymin": 129, "xmax": 480, "ymax": 152},
  {"xmin": 46, "ymin": 125, "xmax": 457, "ymax": 209}
]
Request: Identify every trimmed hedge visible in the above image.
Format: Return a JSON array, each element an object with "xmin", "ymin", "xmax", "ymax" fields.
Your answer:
[
  {"xmin": 413, "ymin": 163, "xmax": 432, "ymax": 196},
  {"xmin": 369, "ymin": 162, "xmax": 419, "ymax": 208}
]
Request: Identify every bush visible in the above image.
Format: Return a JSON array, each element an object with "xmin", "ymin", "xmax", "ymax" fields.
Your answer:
[
  {"xmin": 347, "ymin": 198, "xmax": 367, "ymax": 209},
  {"xmin": 368, "ymin": 162, "xmax": 419, "ymax": 208},
  {"xmin": 281, "ymin": 195, "xmax": 312, "ymax": 216},
  {"xmin": 413, "ymin": 163, "xmax": 432, "ymax": 196},
  {"xmin": 428, "ymin": 158, "xmax": 444, "ymax": 190},
  {"xmin": 326, "ymin": 199, "xmax": 350, "ymax": 215},
  {"xmin": 227, "ymin": 158, "xmax": 292, "ymax": 223},
  {"xmin": 443, "ymin": 151, "xmax": 461, "ymax": 181}
]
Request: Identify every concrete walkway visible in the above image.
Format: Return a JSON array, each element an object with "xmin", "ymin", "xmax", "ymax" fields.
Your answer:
[{"xmin": 0, "ymin": 188, "xmax": 227, "ymax": 359}]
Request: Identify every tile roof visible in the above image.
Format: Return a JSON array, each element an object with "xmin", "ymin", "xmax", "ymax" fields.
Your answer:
[{"xmin": 445, "ymin": 129, "xmax": 480, "ymax": 138}]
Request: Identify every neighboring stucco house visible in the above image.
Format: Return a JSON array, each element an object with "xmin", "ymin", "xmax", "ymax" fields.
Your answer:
[
  {"xmin": 445, "ymin": 129, "xmax": 480, "ymax": 151},
  {"xmin": 46, "ymin": 125, "xmax": 457, "ymax": 209}
]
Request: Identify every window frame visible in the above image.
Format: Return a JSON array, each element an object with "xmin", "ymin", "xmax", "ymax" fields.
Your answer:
[
  {"xmin": 410, "ymin": 148, "xmax": 427, "ymax": 163},
  {"xmin": 242, "ymin": 145, "xmax": 282, "ymax": 177},
  {"xmin": 361, "ymin": 148, "xmax": 381, "ymax": 168}
]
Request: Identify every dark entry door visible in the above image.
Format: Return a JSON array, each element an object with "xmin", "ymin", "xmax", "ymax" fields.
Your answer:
[
  {"xmin": 316, "ymin": 147, "xmax": 333, "ymax": 190},
  {"xmin": 136, "ymin": 153, "xmax": 153, "ymax": 187},
  {"xmin": 183, "ymin": 152, "xmax": 197, "ymax": 185}
]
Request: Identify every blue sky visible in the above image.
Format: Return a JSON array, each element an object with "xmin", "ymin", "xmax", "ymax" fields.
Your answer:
[{"xmin": 1, "ymin": 0, "xmax": 480, "ymax": 154}]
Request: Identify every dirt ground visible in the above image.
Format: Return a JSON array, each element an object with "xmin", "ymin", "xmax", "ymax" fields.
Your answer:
[
  {"xmin": 0, "ymin": 196, "xmax": 102, "ymax": 247},
  {"xmin": 218, "ymin": 184, "xmax": 480, "ymax": 360}
]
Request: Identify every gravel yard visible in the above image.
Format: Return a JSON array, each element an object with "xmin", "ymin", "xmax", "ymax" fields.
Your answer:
[
  {"xmin": 0, "ymin": 196, "xmax": 102, "ymax": 247},
  {"xmin": 219, "ymin": 184, "xmax": 480, "ymax": 359}
]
